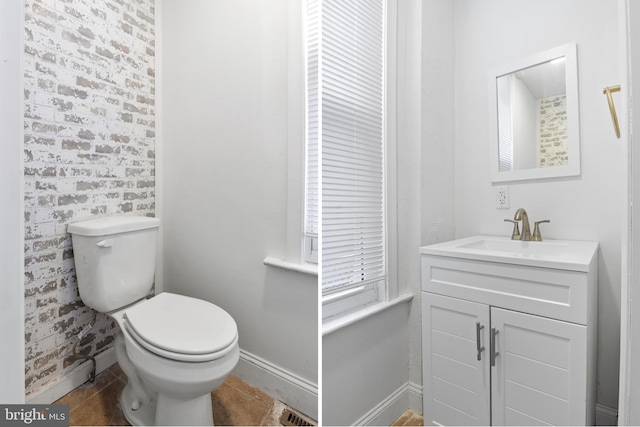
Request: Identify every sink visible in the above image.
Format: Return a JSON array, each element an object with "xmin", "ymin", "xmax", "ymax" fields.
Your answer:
[
  {"xmin": 457, "ymin": 237, "xmax": 569, "ymax": 256},
  {"xmin": 420, "ymin": 235, "xmax": 599, "ymax": 271}
]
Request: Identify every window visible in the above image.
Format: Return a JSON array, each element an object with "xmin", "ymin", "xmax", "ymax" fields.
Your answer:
[
  {"xmin": 304, "ymin": 0, "xmax": 319, "ymax": 264},
  {"xmin": 320, "ymin": 0, "xmax": 388, "ymax": 318},
  {"xmin": 265, "ymin": 0, "xmax": 317, "ymax": 275}
]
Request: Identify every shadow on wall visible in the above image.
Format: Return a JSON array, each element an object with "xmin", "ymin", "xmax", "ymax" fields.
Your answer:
[{"xmin": 323, "ymin": 301, "xmax": 411, "ymax": 426}]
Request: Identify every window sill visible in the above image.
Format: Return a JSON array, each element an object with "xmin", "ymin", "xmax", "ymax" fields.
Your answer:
[
  {"xmin": 263, "ymin": 257, "xmax": 318, "ymax": 276},
  {"xmin": 322, "ymin": 293, "xmax": 414, "ymax": 336}
]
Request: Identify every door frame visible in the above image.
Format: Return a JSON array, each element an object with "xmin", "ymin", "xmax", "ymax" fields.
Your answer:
[{"xmin": 619, "ymin": 0, "xmax": 640, "ymax": 424}]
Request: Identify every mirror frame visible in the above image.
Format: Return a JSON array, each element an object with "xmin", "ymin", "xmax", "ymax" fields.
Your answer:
[{"xmin": 488, "ymin": 42, "xmax": 580, "ymax": 183}]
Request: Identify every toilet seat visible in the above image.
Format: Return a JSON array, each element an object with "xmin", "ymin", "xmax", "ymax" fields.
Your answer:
[{"xmin": 124, "ymin": 292, "xmax": 238, "ymax": 362}]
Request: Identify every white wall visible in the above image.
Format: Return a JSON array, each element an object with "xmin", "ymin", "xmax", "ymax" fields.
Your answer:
[
  {"xmin": 0, "ymin": 0, "xmax": 25, "ymax": 404},
  {"xmin": 161, "ymin": 0, "xmax": 317, "ymax": 418},
  {"xmin": 454, "ymin": 0, "xmax": 622, "ymax": 410},
  {"xmin": 416, "ymin": 0, "xmax": 456, "ymax": 396}
]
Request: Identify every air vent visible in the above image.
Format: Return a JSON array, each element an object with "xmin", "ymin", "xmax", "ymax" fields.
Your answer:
[{"xmin": 279, "ymin": 409, "xmax": 314, "ymax": 426}]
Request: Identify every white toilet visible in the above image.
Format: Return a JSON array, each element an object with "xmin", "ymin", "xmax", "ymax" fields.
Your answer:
[{"xmin": 68, "ymin": 216, "xmax": 239, "ymax": 426}]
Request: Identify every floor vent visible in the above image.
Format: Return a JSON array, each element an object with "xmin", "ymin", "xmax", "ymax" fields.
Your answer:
[{"xmin": 280, "ymin": 409, "xmax": 314, "ymax": 426}]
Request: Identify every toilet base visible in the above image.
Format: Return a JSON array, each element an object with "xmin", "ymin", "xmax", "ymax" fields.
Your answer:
[
  {"xmin": 120, "ymin": 384, "xmax": 156, "ymax": 426},
  {"xmin": 120, "ymin": 383, "xmax": 215, "ymax": 426},
  {"xmin": 156, "ymin": 393, "xmax": 214, "ymax": 426}
]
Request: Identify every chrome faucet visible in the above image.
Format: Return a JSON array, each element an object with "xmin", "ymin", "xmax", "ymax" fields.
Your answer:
[{"xmin": 514, "ymin": 208, "xmax": 531, "ymax": 241}]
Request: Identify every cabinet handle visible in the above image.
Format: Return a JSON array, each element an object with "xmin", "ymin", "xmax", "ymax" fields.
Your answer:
[
  {"xmin": 476, "ymin": 322, "xmax": 485, "ymax": 361},
  {"xmin": 491, "ymin": 328, "xmax": 499, "ymax": 367}
]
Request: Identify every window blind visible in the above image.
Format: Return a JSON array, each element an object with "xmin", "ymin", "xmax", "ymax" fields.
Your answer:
[
  {"xmin": 497, "ymin": 75, "xmax": 513, "ymax": 172},
  {"xmin": 305, "ymin": 0, "xmax": 319, "ymax": 241},
  {"xmin": 321, "ymin": 0, "xmax": 386, "ymax": 294}
]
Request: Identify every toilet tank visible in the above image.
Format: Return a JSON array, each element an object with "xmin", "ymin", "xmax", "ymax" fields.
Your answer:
[{"xmin": 67, "ymin": 216, "xmax": 161, "ymax": 313}]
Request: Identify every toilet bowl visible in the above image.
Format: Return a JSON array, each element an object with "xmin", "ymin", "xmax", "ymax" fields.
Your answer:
[
  {"xmin": 67, "ymin": 216, "xmax": 239, "ymax": 426},
  {"xmin": 111, "ymin": 293, "xmax": 239, "ymax": 426}
]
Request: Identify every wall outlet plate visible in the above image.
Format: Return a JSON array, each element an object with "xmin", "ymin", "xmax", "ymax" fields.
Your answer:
[{"xmin": 496, "ymin": 185, "xmax": 509, "ymax": 209}]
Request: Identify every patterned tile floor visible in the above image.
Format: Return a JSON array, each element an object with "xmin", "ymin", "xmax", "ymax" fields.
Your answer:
[{"xmin": 54, "ymin": 363, "xmax": 310, "ymax": 426}]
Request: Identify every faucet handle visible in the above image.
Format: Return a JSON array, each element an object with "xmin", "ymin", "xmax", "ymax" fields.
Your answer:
[
  {"xmin": 504, "ymin": 219, "xmax": 521, "ymax": 240},
  {"xmin": 531, "ymin": 220, "xmax": 550, "ymax": 241}
]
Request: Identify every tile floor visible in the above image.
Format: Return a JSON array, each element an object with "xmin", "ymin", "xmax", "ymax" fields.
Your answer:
[{"xmin": 54, "ymin": 363, "xmax": 314, "ymax": 426}]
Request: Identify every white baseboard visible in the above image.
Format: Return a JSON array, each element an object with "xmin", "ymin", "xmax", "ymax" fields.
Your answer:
[
  {"xmin": 407, "ymin": 382, "xmax": 423, "ymax": 414},
  {"xmin": 354, "ymin": 381, "xmax": 423, "ymax": 426},
  {"xmin": 233, "ymin": 349, "xmax": 318, "ymax": 421},
  {"xmin": 596, "ymin": 403, "xmax": 618, "ymax": 426},
  {"xmin": 23, "ymin": 353, "xmax": 616, "ymax": 427},
  {"xmin": 368, "ymin": 384, "xmax": 616, "ymax": 427},
  {"xmin": 26, "ymin": 347, "xmax": 117, "ymax": 405}
]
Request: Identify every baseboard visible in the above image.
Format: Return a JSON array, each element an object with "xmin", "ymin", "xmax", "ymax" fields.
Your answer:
[
  {"xmin": 596, "ymin": 403, "xmax": 618, "ymax": 426},
  {"xmin": 233, "ymin": 349, "xmax": 318, "ymax": 421},
  {"xmin": 24, "ymin": 344, "xmax": 319, "ymax": 422},
  {"xmin": 381, "ymin": 384, "xmax": 616, "ymax": 426},
  {"xmin": 354, "ymin": 381, "xmax": 422, "ymax": 426},
  {"xmin": 26, "ymin": 347, "xmax": 117, "ymax": 405},
  {"xmin": 407, "ymin": 381, "xmax": 423, "ymax": 414}
]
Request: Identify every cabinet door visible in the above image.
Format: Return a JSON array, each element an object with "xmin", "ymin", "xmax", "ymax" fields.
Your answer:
[
  {"xmin": 422, "ymin": 293, "xmax": 491, "ymax": 426},
  {"xmin": 490, "ymin": 307, "xmax": 587, "ymax": 426}
]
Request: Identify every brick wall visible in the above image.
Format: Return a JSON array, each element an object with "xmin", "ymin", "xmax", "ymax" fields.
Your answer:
[
  {"xmin": 538, "ymin": 94, "xmax": 568, "ymax": 167},
  {"xmin": 23, "ymin": 0, "xmax": 155, "ymax": 397}
]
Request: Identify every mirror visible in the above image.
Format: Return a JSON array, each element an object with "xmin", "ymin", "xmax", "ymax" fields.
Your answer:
[{"xmin": 489, "ymin": 43, "xmax": 580, "ymax": 182}]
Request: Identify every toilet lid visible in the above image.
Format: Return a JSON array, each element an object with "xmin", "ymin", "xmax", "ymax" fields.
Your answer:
[{"xmin": 124, "ymin": 292, "xmax": 237, "ymax": 356}]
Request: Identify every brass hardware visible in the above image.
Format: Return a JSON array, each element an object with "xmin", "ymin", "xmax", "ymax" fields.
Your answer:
[
  {"xmin": 603, "ymin": 85, "xmax": 621, "ymax": 139},
  {"xmin": 504, "ymin": 219, "xmax": 521, "ymax": 240},
  {"xmin": 514, "ymin": 208, "xmax": 531, "ymax": 241},
  {"xmin": 531, "ymin": 220, "xmax": 550, "ymax": 242},
  {"xmin": 510, "ymin": 208, "xmax": 551, "ymax": 242}
]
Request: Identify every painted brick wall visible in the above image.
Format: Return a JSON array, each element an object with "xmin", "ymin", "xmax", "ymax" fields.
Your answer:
[
  {"xmin": 538, "ymin": 94, "xmax": 568, "ymax": 167},
  {"xmin": 23, "ymin": 0, "xmax": 155, "ymax": 397}
]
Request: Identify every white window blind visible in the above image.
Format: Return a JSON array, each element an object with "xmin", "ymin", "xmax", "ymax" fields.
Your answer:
[
  {"xmin": 321, "ymin": 0, "xmax": 386, "ymax": 294},
  {"xmin": 497, "ymin": 75, "xmax": 513, "ymax": 172}
]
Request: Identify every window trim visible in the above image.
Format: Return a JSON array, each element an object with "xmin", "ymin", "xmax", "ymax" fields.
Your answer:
[
  {"xmin": 385, "ymin": 0, "xmax": 398, "ymax": 302},
  {"xmin": 264, "ymin": 0, "xmax": 318, "ymax": 276},
  {"xmin": 303, "ymin": 0, "xmax": 319, "ymax": 265}
]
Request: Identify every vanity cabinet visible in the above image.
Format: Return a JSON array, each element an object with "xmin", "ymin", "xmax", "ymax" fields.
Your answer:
[{"xmin": 420, "ymin": 238, "xmax": 598, "ymax": 426}]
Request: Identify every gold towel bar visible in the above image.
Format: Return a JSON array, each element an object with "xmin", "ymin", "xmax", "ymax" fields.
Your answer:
[{"xmin": 603, "ymin": 85, "xmax": 621, "ymax": 139}]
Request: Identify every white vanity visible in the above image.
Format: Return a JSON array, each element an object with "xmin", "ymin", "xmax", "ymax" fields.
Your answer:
[{"xmin": 420, "ymin": 235, "xmax": 599, "ymax": 426}]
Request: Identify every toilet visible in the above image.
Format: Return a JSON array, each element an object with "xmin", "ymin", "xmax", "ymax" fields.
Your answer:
[{"xmin": 68, "ymin": 216, "xmax": 239, "ymax": 426}]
